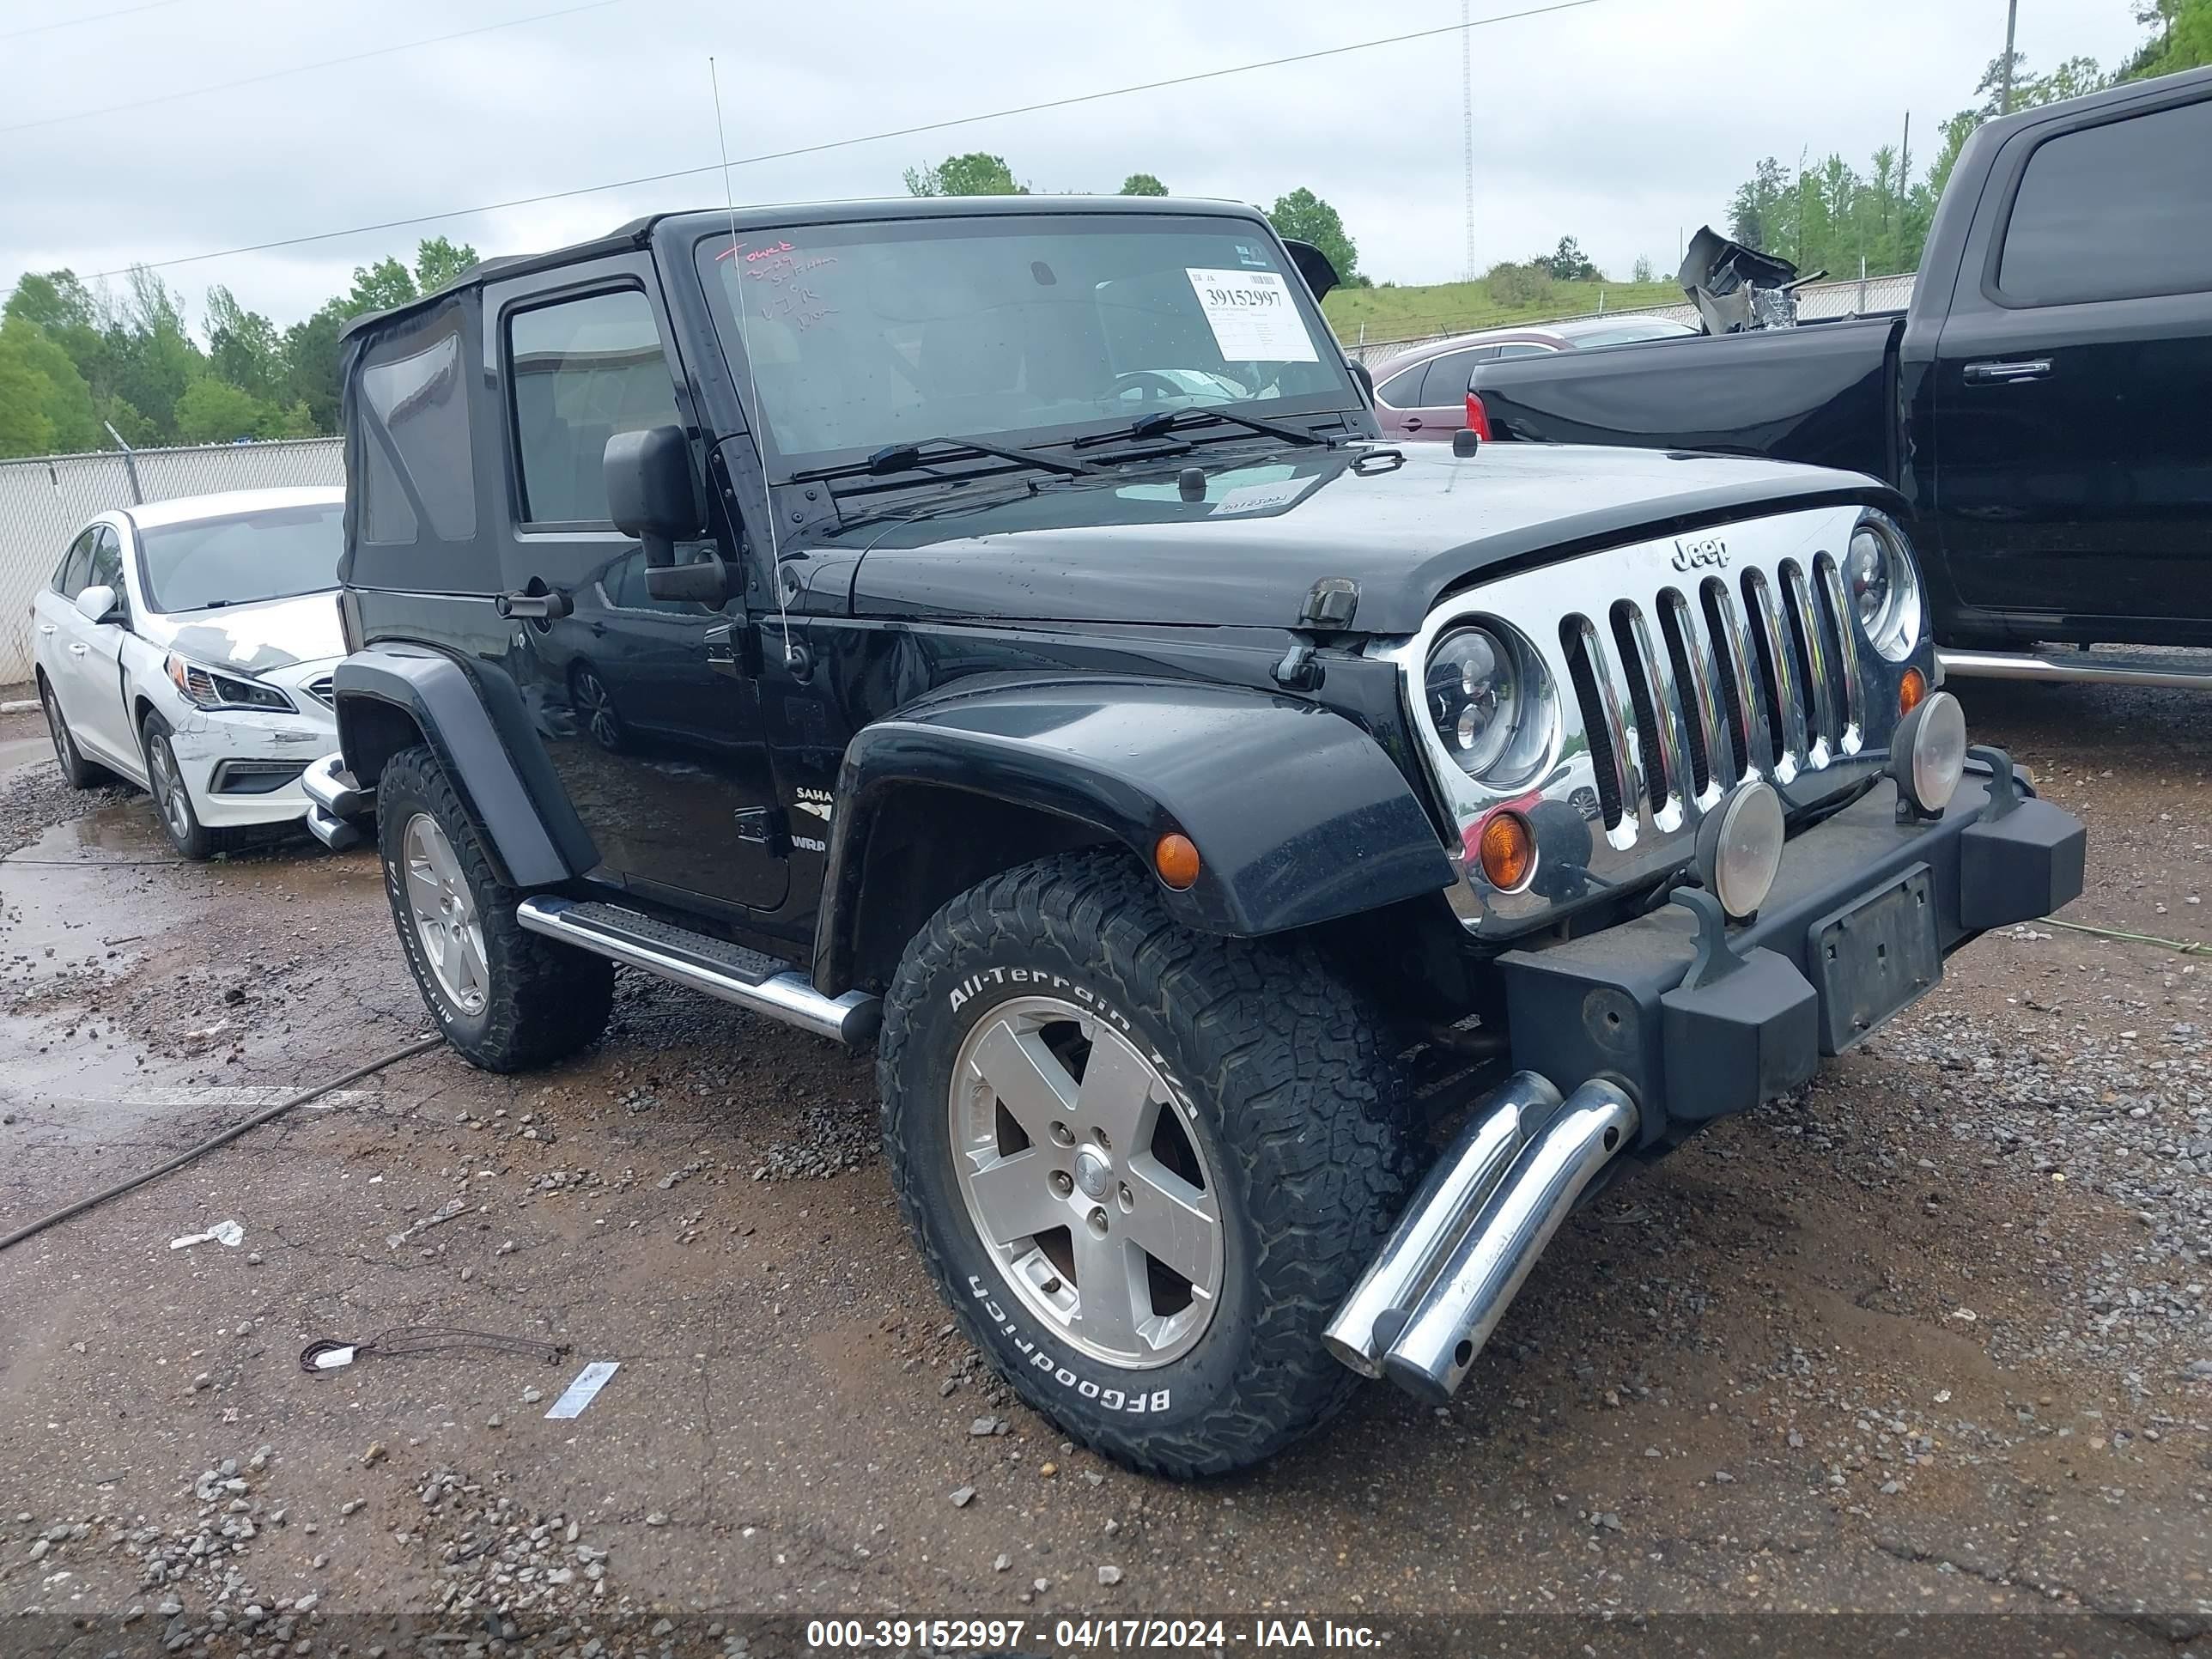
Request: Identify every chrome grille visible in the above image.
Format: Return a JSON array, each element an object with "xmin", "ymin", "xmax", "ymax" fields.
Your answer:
[{"xmin": 1389, "ymin": 504, "xmax": 1930, "ymax": 937}]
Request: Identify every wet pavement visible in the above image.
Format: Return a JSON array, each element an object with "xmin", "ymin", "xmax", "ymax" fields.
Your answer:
[{"xmin": 0, "ymin": 687, "xmax": 2208, "ymax": 1657}]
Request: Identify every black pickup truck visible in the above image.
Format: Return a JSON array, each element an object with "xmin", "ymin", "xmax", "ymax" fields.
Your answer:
[
  {"xmin": 302, "ymin": 193, "xmax": 2081, "ymax": 1475},
  {"xmin": 1470, "ymin": 66, "xmax": 2212, "ymax": 685}
]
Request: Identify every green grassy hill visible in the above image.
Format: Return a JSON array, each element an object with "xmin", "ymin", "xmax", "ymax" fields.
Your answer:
[{"xmin": 1322, "ymin": 277, "xmax": 1685, "ymax": 349}]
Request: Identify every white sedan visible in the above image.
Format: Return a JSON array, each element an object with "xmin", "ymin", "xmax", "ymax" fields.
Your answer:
[{"xmin": 31, "ymin": 487, "xmax": 348, "ymax": 859}]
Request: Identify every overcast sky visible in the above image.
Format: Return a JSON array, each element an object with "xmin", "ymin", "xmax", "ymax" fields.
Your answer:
[{"xmin": 2, "ymin": 0, "xmax": 2152, "ymax": 331}]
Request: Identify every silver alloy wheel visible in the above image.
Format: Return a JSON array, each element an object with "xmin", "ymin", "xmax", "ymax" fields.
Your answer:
[
  {"xmin": 949, "ymin": 995, "xmax": 1224, "ymax": 1368},
  {"xmin": 575, "ymin": 668, "xmax": 620, "ymax": 750},
  {"xmin": 401, "ymin": 811, "xmax": 489, "ymax": 1016},
  {"xmin": 147, "ymin": 735, "xmax": 192, "ymax": 843}
]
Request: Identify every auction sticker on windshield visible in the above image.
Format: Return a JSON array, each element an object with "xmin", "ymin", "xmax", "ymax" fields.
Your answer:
[{"xmin": 1184, "ymin": 268, "xmax": 1318, "ymax": 362}]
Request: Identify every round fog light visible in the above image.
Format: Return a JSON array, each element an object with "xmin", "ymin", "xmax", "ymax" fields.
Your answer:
[
  {"xmin": 1893, "ymin": 690, "xmax": 1966, "ymax": 816},
  {"xmin": 1697, "ymin": 780, "xmax": 1784, "ymax": 920}
]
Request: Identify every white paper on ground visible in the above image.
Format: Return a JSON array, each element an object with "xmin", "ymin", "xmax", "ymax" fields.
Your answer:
[
  {"xmin": 312, "ymin": 1346, "xmax": 356, "ymax": 1370},
  {"xmin": 1183, "ymin": 268, "xmax": 1318, "ymax": 363},
  {"xmin": 169, "ymin": 1219, "xmax": 244, "ymax": 1249},
  {"xmin": 544, "ymin": 1360, "xmax": 620, "ymax": 1419}
]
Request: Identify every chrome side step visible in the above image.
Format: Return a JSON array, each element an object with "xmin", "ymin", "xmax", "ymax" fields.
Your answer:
[
  {"xmin": 515, "ymin": 896, "xmax": 880, "ymax": 1046},
  {"xmin": 1939, "ymin": 647, "xmax": 2212, "ymax": 692}
]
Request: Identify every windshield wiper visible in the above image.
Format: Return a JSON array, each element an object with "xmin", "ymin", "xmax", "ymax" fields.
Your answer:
[
  {"xmin": 791, "ymin": 434, "xmax": 1103, "ymax": 484},
  {"xmin": 1077, "ymin": 407, "xmax": 1335, "ymax": 453}
]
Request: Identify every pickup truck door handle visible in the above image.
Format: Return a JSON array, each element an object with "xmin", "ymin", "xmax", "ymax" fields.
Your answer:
[{"xmin": 1962, "ymin": 358, "xmax": 2052, "ymax": 385}]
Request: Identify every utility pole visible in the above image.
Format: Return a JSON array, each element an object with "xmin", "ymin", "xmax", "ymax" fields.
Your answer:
[
  {"xmin": 2001, "ymin": 0, "xmax": 2019, "ymax": 114},
  {"xmin": 1461, "ymin": 0, "xmax": 1477, "ymax": 283}
]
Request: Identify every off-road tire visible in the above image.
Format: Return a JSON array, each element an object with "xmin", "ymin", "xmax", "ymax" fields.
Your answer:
[
  {"xmin": 879, "ymin": 849, "xmax": 1415, "ymax": 1477},
  {"xmin": 39, "ymin": 672, "xmax": 107, "ymax": 789},
  {"xmin": 376, "ymin": 744, "xmax": 613, "ymax": 1072},
  {"xmin": 139, "ymin": 709, "xmax": 233, "ymax": 860}
]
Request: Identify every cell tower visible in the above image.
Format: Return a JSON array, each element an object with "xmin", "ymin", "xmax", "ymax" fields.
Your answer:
[{"xmin": 1462, "ymin": 0, "xmax": 1477, "ymax": 282}]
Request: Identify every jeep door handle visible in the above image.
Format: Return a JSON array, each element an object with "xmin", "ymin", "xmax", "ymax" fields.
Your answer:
[
  {"xmin": 1962, "ymin": 358, "xmax": 2051, "ymax": 385},
  {"xmin": 495, "ymin": 587, "xmax": 573, "ymax": 620}
]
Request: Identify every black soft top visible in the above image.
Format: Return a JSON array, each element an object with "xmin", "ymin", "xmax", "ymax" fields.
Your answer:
[{"xmin": 339, "ymin": 195, "xmax": 1278, "ymax": 342}]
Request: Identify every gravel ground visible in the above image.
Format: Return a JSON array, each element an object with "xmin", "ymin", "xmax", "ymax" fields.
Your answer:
[{"xmin": 0, "ymin": 678, "xmax": 2206, "ymax": 1658}]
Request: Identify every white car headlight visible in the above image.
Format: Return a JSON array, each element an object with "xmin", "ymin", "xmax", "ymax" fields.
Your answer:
[
  {"xmin": 165, "ymin": 653, "xmax": 294, "ymax": 713},
  {"xmin": 1844, "ymin": 515, "xmax": 1923, "ymax": 662},
  {"xmin": 1422, "ymin": 623, "xmax": 1555, "ymax": 787}
]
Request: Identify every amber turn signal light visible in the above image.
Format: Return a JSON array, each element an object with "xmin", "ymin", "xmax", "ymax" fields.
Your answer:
[
  {"xmin": 1476, "ymin": 810, "xmax": 1534, "ymax": 892},
  {"xmin": 1899, "ymin": 666, "xmax": 1928, "ymax": 714},
  {"xmin": 1154, "ymin": 832, "xmax": 1201, "ymax": 890}
]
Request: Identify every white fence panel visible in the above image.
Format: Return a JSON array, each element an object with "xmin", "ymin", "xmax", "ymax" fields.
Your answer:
[{"xmin": 0, "ymin": 438, "xmax": 343, "ymax": 686}]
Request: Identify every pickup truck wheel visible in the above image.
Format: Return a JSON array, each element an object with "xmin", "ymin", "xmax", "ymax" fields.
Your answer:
[
  {"xmin": 879, "ymin": 849, "xmax": 1413, "ymax": 1477},
  {"xmin": 39, "ymin": 673, "xmax": 106, "ymax": 790},
  {"xmin": 375, "ymin": 745, "xmax": 613, "ymax": 1073}
]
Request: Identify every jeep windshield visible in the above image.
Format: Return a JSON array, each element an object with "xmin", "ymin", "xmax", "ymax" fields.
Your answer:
[{"xmin": 693, "ymin": 211, "xmax": 1358, "ymax": 481}]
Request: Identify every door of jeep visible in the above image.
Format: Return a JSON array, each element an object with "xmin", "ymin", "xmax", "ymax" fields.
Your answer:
[{"xmin": 486, "ymin": 256, "xmax": 788, "ymax": 913}]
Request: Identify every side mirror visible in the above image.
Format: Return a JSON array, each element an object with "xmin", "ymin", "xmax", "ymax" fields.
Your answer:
[
  {"xmin": 604, "ymin": 426, "xmax": 704, "ymax": 569},
  {"xmin": 74, "ymin": 583, "xmax": 120, "ymax": 624}
]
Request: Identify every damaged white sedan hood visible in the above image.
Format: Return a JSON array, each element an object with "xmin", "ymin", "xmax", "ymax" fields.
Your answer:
[{"xmin": 145, "ymin": 590, "xmax": 345, "ymax": 675}]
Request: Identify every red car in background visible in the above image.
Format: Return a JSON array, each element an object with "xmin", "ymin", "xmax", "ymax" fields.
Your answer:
[{"xmin": 1368, "ymin": 313, "xmax": 1697, "ymax": 439}]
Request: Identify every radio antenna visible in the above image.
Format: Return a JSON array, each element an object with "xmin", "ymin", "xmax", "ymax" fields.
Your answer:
[{"xmin": 709, "ymin": 54, "xmax": 793, "ymax": 671}]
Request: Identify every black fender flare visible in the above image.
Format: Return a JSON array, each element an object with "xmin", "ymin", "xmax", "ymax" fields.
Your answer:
[
  {"xmin": 331, "ymin": 645, "xmax": 592, "ymax": 889},
  {"xmin": 813, "ymin": 677, "xmax": 1455, "ymax": 992}
]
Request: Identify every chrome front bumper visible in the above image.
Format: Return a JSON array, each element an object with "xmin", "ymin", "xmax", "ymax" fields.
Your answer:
[{"xmin": 301, "ymin": 751, "xmax": 373, "ymax": 851}]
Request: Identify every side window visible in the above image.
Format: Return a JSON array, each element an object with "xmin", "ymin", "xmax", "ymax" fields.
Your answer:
[
  {"xmin": 1376, "ymin": 364, "xmax": 1425, "ymax": 408},
  {"xmin": 88, "ymin": 527, "xmax": 125, "ymax": 594},
  {"xmin": 359, "ymin": 316, "xmax": 473, "ymax": 544},
  {"xmin": 507, "ymin": 289, "xmax": 683, "ymax": 526},
  {"xmin": 1419, "ymin": 349, "xmax": 1482, "ymax": 406},
  {"xmin": 54, "ymin": 530, "xmax": 96, "ymax": 599},
  {"xmin": 1495, "ymin": 342, "xmax": 1557, "ymax": 360},
  {"xmin": 1999, "ymin": 100, "xmax": 2212, "ymax": 307}
]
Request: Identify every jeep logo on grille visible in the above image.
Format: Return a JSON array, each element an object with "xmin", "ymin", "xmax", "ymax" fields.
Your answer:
[{"xmin": 1672, "ymin": 536, "xmax": 1729, "ymax": 572}]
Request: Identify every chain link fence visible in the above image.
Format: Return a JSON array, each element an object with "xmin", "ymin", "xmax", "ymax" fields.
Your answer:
[{"xmin": 0, "ymin": 437, "xmax": 343, "ymax": 686}]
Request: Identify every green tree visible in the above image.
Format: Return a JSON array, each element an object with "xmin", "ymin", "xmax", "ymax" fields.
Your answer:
[
  {"xmin": 346, "ymin": 256, "xmax": 419, "ymax": 315},
  {"xmin": 903, "ymin": 152, "xmax": 1027, "ymax": 196},
  {"xmin": 413, "ymin": 235, "xmax": 480, "ymax": 293},
  {"xmin": 1537, "ymin": 236, "xmax": 1601, "ymax": 282},
  {"xmin": 0, "ymin": 331, "xmax": 58, "ymax": 457},
  {"xmin": 1483, "ymin": 260, "xmax": 1554, "ymax": 308},
  {"xmin": 2120, "ymin": 0, "xmax": 2212, "ymax": 76},
  {"xmin": 204, "ymin": 286, "xmax": 285, "ymax": 405},
  {"xmin": 1265, "ymin": 188, "xmax": 1359, "ymax": 284},
  {"xmin": 1631, "ymin": 255, "xmax": 1656, "ymax": 283},
  {"xmin": 0, "ymin": 316, "xmax": 102, "ymax": 452},
  {"xmin": 1119, "ymin": 172, "xmax": 1168, "ymax": 197},
  {"xmin": 173, "ymin": 376, "xmax": 274, "ymax": 444},
  {"xmin": 280, "ymin": 301, "xmax": 352, "ymax": 434}
]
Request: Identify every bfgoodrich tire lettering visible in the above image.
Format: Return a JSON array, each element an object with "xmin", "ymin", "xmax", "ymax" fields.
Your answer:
[
  {"xmin": 375, "ymin": 745, "xmax": 613, "ymax": 1073},
  {"xmin": 879, "ymin": 850, "xmax": 1414, "ymax": 1477}
]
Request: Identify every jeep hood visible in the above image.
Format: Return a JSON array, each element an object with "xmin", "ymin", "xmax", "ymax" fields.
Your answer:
[{"xmin": 842, "ymin": 443, "xmax": 1893, "ymax": 635}]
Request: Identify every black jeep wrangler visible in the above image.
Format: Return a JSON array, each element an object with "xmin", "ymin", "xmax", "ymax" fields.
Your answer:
[{"xmin": 305, "ymin": 195, "xmax": 2084, "ymax": 1476}]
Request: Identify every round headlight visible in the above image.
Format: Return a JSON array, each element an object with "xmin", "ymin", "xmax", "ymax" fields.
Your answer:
[
  {"xmin": 1893, "ymin": 689, "xmax": 1966, "ymax": 816},
  {"xmin": 1845, "ymin": 520, "xmax": 1923, "ymax": 662},
  {"xmin": 1696, "ymin": 779, "xmax": 1785, "ymax": 920},
  {"xmin": 1423, "ymin": 625, "xmax": 1553, "ymax": 787}
]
